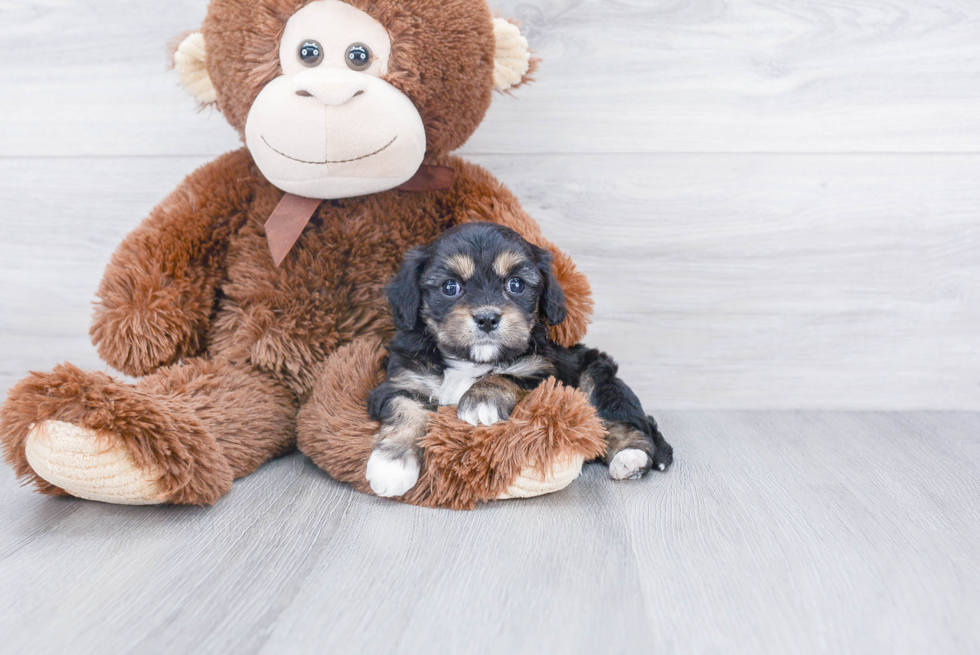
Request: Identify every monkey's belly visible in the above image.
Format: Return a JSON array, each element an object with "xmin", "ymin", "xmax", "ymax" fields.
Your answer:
[{"xmin": 206, "ymin": 230, "xmax": 412, "ymax": 395}]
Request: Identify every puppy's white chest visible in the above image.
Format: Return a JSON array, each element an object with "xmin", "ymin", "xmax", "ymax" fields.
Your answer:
[{"xmin": 439, "ymin": 360, "xmax": 492, "ymax": 406}]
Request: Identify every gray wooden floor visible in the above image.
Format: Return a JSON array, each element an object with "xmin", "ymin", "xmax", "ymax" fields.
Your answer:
[
  {"xmin": 1, "ymin": 411, "xmax": 978, "ymax": 654},
  {"xmin": 2, "ymin": 0, "xmax": 980, "ymax": 652}
]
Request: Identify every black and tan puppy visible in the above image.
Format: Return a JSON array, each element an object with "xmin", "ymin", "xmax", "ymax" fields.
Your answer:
[{"xmin": 366, "ymin": 222, "xmax": 673, "ymax": 497}]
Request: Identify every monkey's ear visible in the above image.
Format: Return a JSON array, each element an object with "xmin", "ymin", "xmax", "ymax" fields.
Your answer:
[
  {"xmin": 532, "ymin": 245, "xmax": 567, "ymax": 327},
  {"xmin": 387, "ymin": 246, "xmax": 432, "ymax": 332},
  {"xmin": 173, "ymin": 32, "xmax": 217, "ymax": 106},
  {"xmin": 492, "ymin": 18, "xmax": 536, "ymax": 92}
]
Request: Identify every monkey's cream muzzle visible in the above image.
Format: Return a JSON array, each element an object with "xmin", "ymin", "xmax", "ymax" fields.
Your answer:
[{"xmin": 245, "ymin": 67, "xmax": 426, "ymax": 200}]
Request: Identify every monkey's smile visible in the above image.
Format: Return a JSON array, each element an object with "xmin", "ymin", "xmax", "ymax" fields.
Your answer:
[{"xmin": 261, "ymin": 135, "xmax": 398, "ymax": 165}]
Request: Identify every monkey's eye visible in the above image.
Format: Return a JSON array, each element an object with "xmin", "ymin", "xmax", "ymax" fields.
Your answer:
[
  {"xmin": 345, "ymin": 43, "xmax": 372, "ymax": 71},
  {"xmin": 299, "ymin": 40, "xmax": 323, "ymax": 67},
  {"xmin": 442, "ymin": 280, "xmax": 462, "ymax": 297},
  {"xmin": 507, "ymin": 278, "xmax": 526, "ymax": 295}
]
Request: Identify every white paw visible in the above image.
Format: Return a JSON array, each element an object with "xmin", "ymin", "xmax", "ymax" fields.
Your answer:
[
  {"xmin": 457, "ymin": 401, "xmax": 503, "ymax": 426},
  {"xmin": 609, "ymin": 448, "xmax": 651, "ymax": 481},
  {"xmin": 366, "ymin": 449, "xmax": 420, "ymax": 498}
]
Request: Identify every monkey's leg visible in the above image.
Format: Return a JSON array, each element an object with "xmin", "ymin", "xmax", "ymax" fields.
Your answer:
[{"xmin": 0, "ymin": 358, "xmax": 296, "ymax": 505}]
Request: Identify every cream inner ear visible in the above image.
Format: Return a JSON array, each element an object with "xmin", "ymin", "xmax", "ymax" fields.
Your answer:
[
  {"xmin": 492, "ymin": 18, "xmax": 531, "ymax": 91},
  {"xmin": 174, "ymin": 32, "xmax": 217, "ymax": 106}
]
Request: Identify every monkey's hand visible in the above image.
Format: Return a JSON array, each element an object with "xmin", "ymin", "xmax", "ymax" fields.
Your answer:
[
  {"xmin": 457, "ymin": 376, "xmax": 522, "ymax": 426},
  {"xmin": 91, "ymin": 262, "xmax": 212, "ymax": 377},
  {"xmin": 90, "ymin": 150, "xmax": 256, "ymax": 377}
]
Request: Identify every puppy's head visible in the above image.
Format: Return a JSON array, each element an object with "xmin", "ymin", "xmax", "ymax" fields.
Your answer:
[{"xmin": 387, "ymin": 222, "xmax": 567, "ymax": 363}]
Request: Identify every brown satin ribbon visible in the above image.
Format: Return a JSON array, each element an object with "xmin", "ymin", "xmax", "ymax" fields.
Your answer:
[
  {"xmin": 395, "ymin": 164, "xmax": 456, "ymax": 192},
  {"xmin": 264, "ymin": 164, "xmax": 455, "ymax": 267},
  {"xmin": 264, "ymin": 194, "xmax": 324, "ymax": 267}
]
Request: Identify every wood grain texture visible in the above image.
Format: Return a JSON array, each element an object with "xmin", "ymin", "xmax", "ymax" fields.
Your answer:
[
  {"xmin": 1, "ymin": 411, "xmax": 978, "ymax": 653},
  {"xmin": 1, "ymin": 0, "xmax": 977, "ymax": 410},
  {"xmin": 1, "ymin": 0, "xmax": 979, "ymax": 156},
  {"xmin": 2, "ymin": 155, "xmax": 977, "ymax": 409},
  {"xmin": 1, "ymin": 2, "xmax": 979, "ymax": 654}
]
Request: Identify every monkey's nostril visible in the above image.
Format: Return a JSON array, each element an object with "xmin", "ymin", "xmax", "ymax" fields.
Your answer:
[{"xmin": 296, "ymin": 90, "xmax": 313, "ymax": 97}]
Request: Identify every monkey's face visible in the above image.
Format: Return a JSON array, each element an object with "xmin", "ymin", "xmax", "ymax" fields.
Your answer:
[
  {"xmin": 244, "ymin": 0, "xmax": 426, "ymax": 199},
  {"xmin": 184, "ymin": 0, "xmax": 537, "ymax": 198}
]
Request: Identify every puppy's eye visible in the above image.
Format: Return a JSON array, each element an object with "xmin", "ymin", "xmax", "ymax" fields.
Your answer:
[
  {"xmin": 345, "ymin": 43, "xmax": 372, "ymax": 71},
  {"xmin": 507, "ymin": 278, "xmax": 526, "ymax": 295},
  {"xmin": 299, "ymin": 40, "xmax": 323, "ymax": 67},
  {"xmin": 442, "ymin": 280, "xmax": 462, "ymax": 297}
]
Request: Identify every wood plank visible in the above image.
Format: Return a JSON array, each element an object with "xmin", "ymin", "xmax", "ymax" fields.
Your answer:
[
  {"xmin": 1, "ymin": 0, "xmax": 978, "ymax": 157},
  {"xmin": 618, "ymin": 411, "xmax": 980, "ymax": 654},
  {"xmin": 0, "ymin": 453, "xmax": 359, "ymax": 654},
  {"xmin": 2, "ymin": 154, "xmax": 977, "ymax": 409},
  {"xmin": 1, "ymin": 412, "xmax": 978, "ymax": 652},
  {"xmin": 258, "ymin": 470, "xmax": 652, "ymax": 654}
]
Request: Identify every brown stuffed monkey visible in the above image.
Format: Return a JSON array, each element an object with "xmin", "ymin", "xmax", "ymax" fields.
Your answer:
[{"xmin": 0, "ymin": 0, "xmax": 608, "ymax": 510}]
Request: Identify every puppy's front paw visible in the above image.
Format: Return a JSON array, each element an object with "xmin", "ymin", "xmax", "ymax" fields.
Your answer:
[
  {"xmin": 366, "ymin": 448, "xmax": 420, "ymax": 498},
  {"xmin": 609, "ymin": 448, "xmax": 653, "ymax": 480},
  {"xmin": 457, "ymin": 381, "xmax": 515, "ymax": 426},
  {"xmin": 457, "ymin": 399, "xmax": 507, "ymax": 426}
]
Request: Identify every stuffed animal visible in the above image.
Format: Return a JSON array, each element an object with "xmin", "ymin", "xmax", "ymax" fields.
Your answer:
[{"xmin": 0, "ymin": 0, "xmax": 609, "ymax": 510}]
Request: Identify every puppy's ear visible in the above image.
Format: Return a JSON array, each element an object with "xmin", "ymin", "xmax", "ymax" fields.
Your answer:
[
  {"xmin": 387, "ymin": 246, "xmax": 431, "ymax": 332},
  {"xmin": 532, "ymin": 245, "xmax": 567, "ymax": 326}
]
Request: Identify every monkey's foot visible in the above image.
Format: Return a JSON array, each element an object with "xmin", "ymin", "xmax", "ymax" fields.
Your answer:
[
  {"xmin": 24, "ymin": 420, "xmax": 167, "ymax": 505},
  {"xmin": 498, "ymin": 453, "xmax": 585, "ymax": 499}
]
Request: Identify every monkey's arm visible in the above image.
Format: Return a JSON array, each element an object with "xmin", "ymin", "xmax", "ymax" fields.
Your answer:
[
  {"xmin": 90, "ymin": 149, "xmax": 257, "ymax": 376},
  {"xmin": 445, "ymin": 157, "xmax": 594, "ymax": 348}
]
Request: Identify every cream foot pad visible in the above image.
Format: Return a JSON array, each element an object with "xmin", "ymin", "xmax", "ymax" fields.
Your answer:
[
  {"xmin": 24, "ymin": 420, "xmax": 166, "ymax": 505},
  {"xmin": 498, "ymin": 453, "xmax": 585, "ymax": 500}
]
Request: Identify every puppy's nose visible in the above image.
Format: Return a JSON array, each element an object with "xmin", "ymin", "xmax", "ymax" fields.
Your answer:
[{"xmin": 474, "ymin": 310, "xmax": 501, "ymax": 333}]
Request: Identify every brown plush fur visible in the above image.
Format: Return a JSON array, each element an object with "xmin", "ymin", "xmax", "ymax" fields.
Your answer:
[{"xmin": 0, "ymin": 0, "xmax": 600, "ymax": 507}]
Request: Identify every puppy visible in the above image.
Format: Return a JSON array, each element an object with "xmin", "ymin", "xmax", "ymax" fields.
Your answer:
[{"xmin": 366, "ymin": 222, "xmax": 673, "ymax": 498}]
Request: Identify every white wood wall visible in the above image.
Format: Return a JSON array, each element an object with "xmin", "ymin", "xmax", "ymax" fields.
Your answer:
[{"xmin": 1, "ymin": 0, "xmax": 978, "ymax": 409}]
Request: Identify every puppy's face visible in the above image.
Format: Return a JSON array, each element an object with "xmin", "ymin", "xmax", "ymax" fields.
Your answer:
[
  {"xmin": 422, "ymin": 237, "xmax": 539, "ymax": 363},
  {"xmin": 388, "ymin": 223, "xmax": 567, "ymax": 363}
]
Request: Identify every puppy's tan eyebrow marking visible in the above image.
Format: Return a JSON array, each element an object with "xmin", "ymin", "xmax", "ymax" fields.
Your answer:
[
  {"xmin": 493, "ymin": 251, "xmax": 527, "ymax": 277},
  {"xmin": 445, "ymin": 253, "xmax": 476, "ymax": 280}
]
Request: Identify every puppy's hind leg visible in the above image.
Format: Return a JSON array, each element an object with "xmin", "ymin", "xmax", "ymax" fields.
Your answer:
[
  {"xmin": 605, "ymin": 422, "xmax": 656, "ymax": 480},
  {"xmin": 578, "ymin": 348, "xmax": 673, "ymax": 480}
]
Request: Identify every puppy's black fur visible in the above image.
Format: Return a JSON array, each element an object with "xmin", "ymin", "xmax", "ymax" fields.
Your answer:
[{"xmin": 365, "ymin": 222, "xmax": 672, "ymax": 497}]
